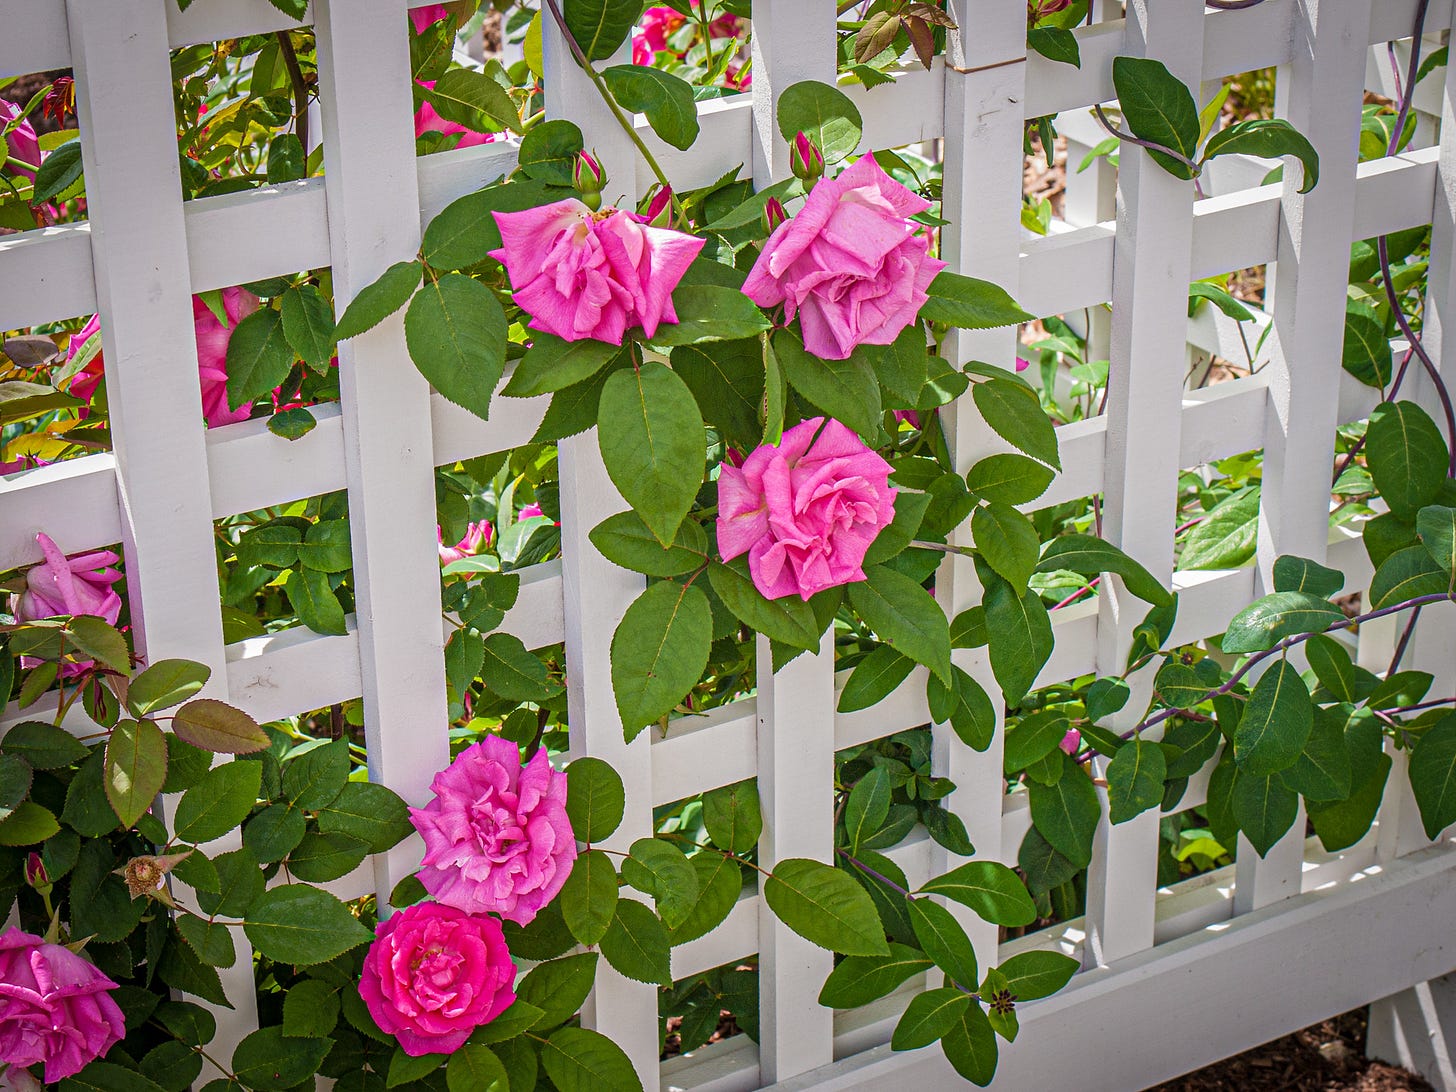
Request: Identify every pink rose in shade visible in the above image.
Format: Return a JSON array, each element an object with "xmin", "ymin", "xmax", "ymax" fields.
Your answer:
[
  {"xmin": 516, "ymin": 503, "xmax": 544, "ymax": 521},
  {"xmin": 194, "ymin": 288, "xmax": 260, "ymax": 428},
  {"xmin": 718, "ymin": 416, "xmax": 897, "ymax": 601},
  {"xmin": 1, "ymin": 101, "xmax": 41, "ymax": 182},
  {"xmin": 438, "ymin": 520, "xmax": 493, "ymax": 564},
  {"xmin": 359, "ymin": 902, "xmax": 516, "ymax": 1057},
  {"xmin": 742, "ymin": 154, "xmax": 946, "ymax": 361},
  {"xmin": 490, "ymin": 200, "xmax": 704, "ymax": 345},
  {"xmin": 0, "ymin": 928, "xmax": 126, "ymax": 1084},
  {"xmin": 413, "ymin": 102, "xmax": 501, "ymax": 150},
  {"xmin": 1059, "ymin": 727, "xmax": 1082, "ymax": 755},
  {"xmin": 408, "ymin": 2, "xmax": 451, "ymax": 32},
  {"xmin": 409, "ymin": 736, "xmax": 577, "ymax": 925},
  {"xmin": 63, "ymin": 315, "xmax": 105, "ymax": 405},
  {"xmin": 16, "ymin": 532, "xmax": 124, "ymax": 676}
]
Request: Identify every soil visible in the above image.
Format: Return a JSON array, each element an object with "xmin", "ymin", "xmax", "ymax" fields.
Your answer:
[{"xmin": 1147, "ymin": 1008, "xmax": 1435, "ymax": 1092}]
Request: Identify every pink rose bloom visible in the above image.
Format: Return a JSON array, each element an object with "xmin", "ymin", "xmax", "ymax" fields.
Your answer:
[
  {"xmin": 1, "ymin": 101, "xmax": 41, "ymax": 182},
  {"xmin": 413, "ymin": 102, "xmax": 501, "ymax": 150},
  {"xmin": 1059, "ymin": 727, "xmax": 1081, "ymax": 755},
  {"xmin": 195, "ymin": 288, "xmax": 259, "ymax": 427},
  {"xmin": 0, "ymin": 928, "xmax": 126, "ymax": 1084},
  {"xmin": 410, "ymin": 736, "xmax": 577, "ymax": 925},
  {"xmin": 64, "ymin": 315, "xmax": 105, "ymax": 405},
  {"xmin": 743, "ymin": 154, "xmax": 946, "ymax": 361},
  {"xmin": 718, "ymin": 416, "xmax": 897, "ymax": 601},
  {"xmin": 438, "ymin": 520, "xmax": 493, "ymax": 564},
  {"xmin": 408, "ymin": 2, "xmax": 451, "ymax": 32},
  {"xmin": 359, "ymin": 902, "xmax": 516, "ymax": 1057},
  {"xmin": 1029, "ymin": 0, "xmax": 1074, "ymax": 18},
  {"xmin": 516, "ymin": 503, "xmax": 544, "ymax": 521},
  {"xmin": 16, "ymin": 532, "xmax": 124, "ymax": 676},
  {"xmin": 490, "ymin": 199, "xmax": 704, "ymax": 344}
]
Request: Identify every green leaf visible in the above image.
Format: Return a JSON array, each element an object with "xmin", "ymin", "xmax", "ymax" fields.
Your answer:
[
  {"xmin": 563, "ymin": 0, "xmax": 642, "ymax": 61},
  {"xmin": 423, "ymin": 68, "xmax": 520, "ymax": 134},
  {"xmin": 907, "ymin": 897, "xmax": 979, "ymax": 987},
  {"xmin": 1027, "ymin": 755, "xmax": 1100, "ymax": 867},
  {"xmin": 649, "ymin": 285, "xmax": 773, "ymax": 346},
  {"xmin": 1037, "ymin": 534, "xmax": 1171, "ymax": 606},
  {"xmin": 479, "ymin": 633, "xmax": 562, "ymax": 702},
  {"xmin": 283, "ymin": 979, "xmax": 341, "ymax": 1039},
  {"xmin": 317, "ymin": 781, "xmax": 412, "ymax": 854},
  {"xmin": 600, "ymin": 899, "xmax": 672, "ymax": 986},
  {"xmin": 447, "ymin": 1044, "xmax": 509, "ymax": 1092},
  {"xmin": 1221, "ymin": 591, "xmax": 1344, "ymax": 654},
  {"xmin": 1203, "ymin": 118, "xmax": 1320, "ymax": 193},
  {"xmin": 971, "ymin": 377, "xmax": 1060, "ymax": 470},
  {"xmin": 0, "ymin": 381, "xmax": 81, "ymax": 427},
  {"xmin": 591, "ymin": 511, "xmax": 707, "ymax": 577},
  {"xmin": 197, "ymin": 846, "xmax": 265, "ymax": 918},
  {"xmin": 1002, "ymin": 710, "xmax": 1069, "ymax": 775},
  {"xmin": 1370, "ymin": 545, "xmax": 1450, "ymax": 609},
  {"xmin": 838, "ymin": 646, "xmax": 916, "ymax": 713},
  {"xmin": 966, "ymin": 453, "xmax": 1056, "ymax": 506},
  {"xmin": 1, "ymin": 720, "xmax": 89, "ymax": 769},
  {"xmin": 280, "ymin": 285, "xmax": 336, "ymax": 375},
  {"xmin": 1279, "ymin": 705, "xmax": 1352, "ymax": 802},
  {"xmin": 517, "ymin": 952, "xmax": 599, "ymax": 1027},
  {"xmin": 893, "ymin": 988, "xmax": 973, "ymax": 1051},
  {"xmin": 283, "ymin": 738, "xmax": 350, "ymax": 810},
  {"xmin": 764, "ymin": 857, "xmax": 889, "ymax": 956},
  {"xmin": 671, "ymin": 339, "xmax": 765, "ymax": 444},
  {"xmin": 174, "ymin": 761, "xmax": 262, "ymax": 844},
  {"xmin": 446, "ymin": 626, "xmax": 485, "ymax": 697},
  {"xmin": 405, "ymin": 273, "xmax": 507, "ymax": 422},
  {"xmin": 948, "ymin": 669, "xmax": 997, "ymax": 752},
  {"xmin": 0, "ymin": 801, "xmax": 60, "ymax": 845},
  {"xmin": 1272, "ymin": 555, "xmax": 1344, "ymax": 597},
  {"xmin": 517, "ymin": 120, "xmax": 585, "ymax": 185},
  {"xmin": 666, "ymin": 852, "xmax": 742, "ymax": 945},
  {"xmin": 560, "ymin": 849, "xmax": 617, "ymax": 946},
  {"xmin": 225, "ymin": 307, "xmax": 294, "ymax": 411},
  {"xmin": 285, "ymin": 568, "xmax": 347, "ymax": 636},
  {"xmin": 565, "ymin": 756, "xmax": 625, "ymax": 842},
  {"xmin": 1306, "ymin": 634, "xmax": 1358, "ymax": 702},
  {"xmin": 818, "ymin": 943, "xmax": 934, "ymax": 1008},
  {"xmin": 128, "ymin": 659, "xmax": 211, "ymax": 716},
  {"xmin": 1343, "ymin": 304, "xmax": 1394, "ymax": 388},
  {"xmin": 31, "ymin": 139, "xmax": 83, "ymax": 203},
  {"xmin": 1086, "ymin": 678, "xmax": 1131, "ymax": 723},
  {"xmin": 973, "ymin": 503, "xmax": 1039, "ymax": 590},
  {"xmin": 232, "ymin": 1027, "xmax": 331, "ymax": 1091},
  {"xmin": 702, "ymin": 780, "xmax": 762, "ymax": 855},
  {"xmin": 1155, "ymin": 662, "xmax": 1209, "ymax": 709},
  {"xmin": 708, "ymin": 558, "xmax": 820, "ymax": 649},
  {"xmin": 1111, "ymin": 56, "xmax": 1200, "ymax": 179},
  {"xmin": 598, "ymin": 362, "xmax": 704, "ymax": 545},
  {"xmin": 996, "ymin": 950, "xmax": 1078, "ymax": 1001},
  {"xmin": 1179, "ymin": 486, "xmax": 1260, "ymax": 570},
  {"xmin": 622, "ymin": 837, "xmax": 698, "ymax": 928},
  {"xmin": 423, "ymin": 182, "xmax": 563, "ymax": 269},
  {"xmin": 918, "ymin": 861, "xmax": 1036, "ymax": 927},
  {"xmin": 844, "ymin": 766, "xmax": 892, "ymax": 854},
  {"xmin": 289, "ymin": 831, "xmax": 369, "ymax": 883},
  {"xmin": 848, "ymin": 565, "xmax": 952, "ymax": 684},
  {"xmin": 58, "ymin": 1063, "xmax": 168, "ymax": 1092},
  {"xmin": 1028, "ymin": 25, "xmax": 1080, "ymax": 66},
  {"xmin": 610, "ymin": 580, "xmax": 712, "ymax": 739},
  {"xmin": 1418, "ymin": 505, "xmax": 1456, "ymax": 581},
  {"xmin": 243, "ymin": 884, "xmax": 373, "ymax": 966},
  {"xmin": 176, "ymin": 912, "xmax": 237, "ymax": 968},
  {"xmin": 774, "ymin": 79, "xmax": 863, "ymax": 163},
  {"xmin": 942, "ymin": 1003, "xmax": 999, "ymax": 1087},
  {"xmin": 1106, "ymin": 738, "xmax": 1167, "ymax": 823},
  {"xmin": 170, "ymin": 698, "xmax": 270, "ymax": 756},
  {"xmin": 388, "ymin": 1048, "xmax": 446, "ymax": 1088},
  {"xmin": 1368, "ymin": 401, "xmax": 1450, "ymax": 520},
  {"xmin": 921, "ymin": 272, "xmax": 1034, "ymax": 330},
  {"xmin": 1234, "ymin": 660, "xmax": 1313, "ymax": 776},
  {"xmin": 1232, "ymin": 772, "xmax": 1299, "ymax": 857},
  {"xmin": 297, "ymin": 520, "xmax": 352, "ymax": 573},
  {"xmin": 469, "ymin": 999, "xmax": 546, "ymax": 1044},
  {"xmin": 1188, "ymin": 280, "xmax": 1256, "ymax": 322},
  {"xmin": 63, "ymin": 616, "xmax": 131, "ymax": 674},
  {"xmin": 244, "ymin": 803, "xmax": 305, "ymax": 864},
  {"xmin": 1409, "ymin": 715, "xmax": 1456, "ymax": 840},
  {"xmin": 773, "ymin": 328, "xmax": 882, "ymax": 440},
  {"xmin": 602, "ymin": 66, "xmax": 699, "ymax": 150},
  {"xmin": 104, "ymin": 718, "xmax": 168, "ymax": 828},
  {"xmin": 335, "ymin": 261, "xmax": 422, "ymax": 342},
  {"xmin": 980, "ymin": 570, "xmax": 1053, "ymax": 705},
  {"xmin": 539, "ymin": 1026, "xmax": 644, "ymax": 1092},
  {"xmin": 503, "ymin": 335, "xmax": 621, "ymax": 398}
]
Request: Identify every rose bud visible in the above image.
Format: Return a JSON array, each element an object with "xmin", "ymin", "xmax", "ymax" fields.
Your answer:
[
  {"xmin": 571, "ymin": 150, "xmax": 607, "ymax": 209},
  {"xmin": 638, "ymin": 183, "xmax": 673, "ymax": 228},
  {"xmin": 789, "ymin": 131, "xmax": 825, "ymax": 181},
  {"xmin": 762, "ymin": 196, "xmax": 788, "ymax": 234},
  {"xmin": 24, "ymin": 854, "xmax": 49, "ymax": 892}
]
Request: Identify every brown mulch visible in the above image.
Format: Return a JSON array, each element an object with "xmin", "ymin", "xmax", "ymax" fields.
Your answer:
[{"xmin": 1147, "ymin": 1009, "xmax": 1435, "ymax": 1092}]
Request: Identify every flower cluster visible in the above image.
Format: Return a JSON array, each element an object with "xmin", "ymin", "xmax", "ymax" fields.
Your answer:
[
  {"xmin": 359, "ymin": 738, "xmax": 576, "ymax": 1055},
  {"xmin": 634, "ymin": 2, "xmax": 750, "ymax": 87}
]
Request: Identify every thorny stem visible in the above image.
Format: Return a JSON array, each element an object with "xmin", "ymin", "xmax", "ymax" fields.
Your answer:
[{"xmin": 541, "ymin": 0, "xmax": 690, "ymax": 225}]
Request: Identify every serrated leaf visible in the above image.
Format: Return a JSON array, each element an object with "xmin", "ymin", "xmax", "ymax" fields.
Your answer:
[
  {"xmin": 774, "ymin": 80, "xmax": 863, "ymax": 163},
  {"xmin": 243, "ymin": 884, "xmax": 372, "ymax": 966},
  {"xmin": 598, "ymin": 362, "xmax": 704, "ymax": 545},
  {"xmin": 847, "ymin": 565, "xmax": 951, "ymax": 684},
  {"xmin": 539, "ymin": 1026, "xmax": 643, "ymax": 1092},
  {"xmin": 174, "ymin": 761, "xmax": 262, "ymax": 844},
  {"xmin": 600, "ymin": 899, "xmax": 672, "ymax": 986},
  {"xmin": 922, "ymin": 272, "xmax": 1035, "ymax": 331},
  {"xmin": 104, "ymin": 719, "xmax": 167, "ymax": 828},
  {"xmin": 405, "ymin": 273, "xmax": 507, "ymax": 422},
  {"xmin": 565, "ymin": 756, "xmax": 625, "ymax": 843},
  {"xmin": 172, "ymin": 699, "xmax": 270, "ymax": 754},
  {"xmin": 127, "ymin": 659, "xmax": 211, "ymax": 716},
  {"xmin": 702, "ymin": 780, "xmax": 762, "ymax": 854},
  {"xmin": 971, "ymin": 376, "xmax": 1059, "ymax": 470},
  {"xmin": 603, "ymin": 65, "xmax": 700, "ymax": 150},
  {"xmin": 610, "ymin": 580, "xmax": 712, "ymax": 739},
  {"xmin": 561, "ymin": 849, "xmax": 617, "ymax": 946}
]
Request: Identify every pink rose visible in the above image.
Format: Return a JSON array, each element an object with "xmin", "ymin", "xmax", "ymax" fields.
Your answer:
[
  {"xmin": 0, "ymin": 928, "xmax": 126, "ymax": 1084},
  {"xmin": 16, "ymin": 532, "xmax": 124, "ymax": 676},
  {"xmin": 1059, "ymin": 728, "xmax": 1081, "ymax": 755},
  {"xmin": 438, "ymin": 520, "xmax": 493, "ymax": 564},
  {"xmin": 634, "ymin": 7, "xmax": 686, "ymax": 64},
  {"xmin": 410, "ymin": 736, "xmax": 577, "ymax": 925},
  {"xmin": 1029, "ymin": 0, "xmax": 1074, "ymax": 18},
  {"xmin": 194, "ymin": 288, "xmax": 259, "ymax": 427},
  {"xmin": 742, "ymin": 154, "xmax": 946, "ymax": 361},
  {"xmin": 1, "ymin": 101, "xmax": 41, "ymax": 182},
  {"xmin": 718, "ymin": 416, "xmax": 897, "ymax": 601},
  {"xmin": 516, "ymin": 503, "xmax": 544, "ymax": 521},
  {"xmin": 64, "ymin": 315, "xmax": 104, "ymax": 405},
  {"xmin": 490, "ymin": 199, "xmax": 704, "ymax": 344},
  {"xmin": 359, "ymin": 902, "xmax": 516, "ymax": 1057},
  {"xmin": 413, "ymin": 101, "xmax": 501, "ymax": 150},
  {"xmin": 408, "ymin": 3, "xmax": 451, "ymax": 32}
]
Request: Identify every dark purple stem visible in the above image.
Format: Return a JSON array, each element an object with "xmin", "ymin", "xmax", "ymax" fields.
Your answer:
[
  {"xmin": 1092, "ymin": 104, "xmax": 1201, "ymax": 179},
  {"xmin": 1388, "ymin": 605, "xmax": 1423, "ymax": 675},
  {"xmin": 837, "ymin": 848, "xmax": 914, "ymax": 900}
]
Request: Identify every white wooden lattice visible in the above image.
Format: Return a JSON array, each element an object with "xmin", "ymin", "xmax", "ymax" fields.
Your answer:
[{"xmin": 5, "ymin": 1, "xmax": 1456, "ymax": 1089}]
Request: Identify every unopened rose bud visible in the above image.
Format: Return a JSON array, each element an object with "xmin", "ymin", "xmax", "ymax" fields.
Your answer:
[
  {"xmin": 24, "ymin": 853, "xmax": 49, "ymax": 892},
  {"xmin": 572, "ymin": 150, "xmax": 607, "ymax": 209},
  {"xmin": 762, "ymin": 196, "xmax": 788, "ymax": 234},
  {"xmin": 639, "ymin": 184, "xmax": 673, "ymax": 228},
  {"xmin": 789, "ymin": 131, "xmax": 824, "ymax": 181}
]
